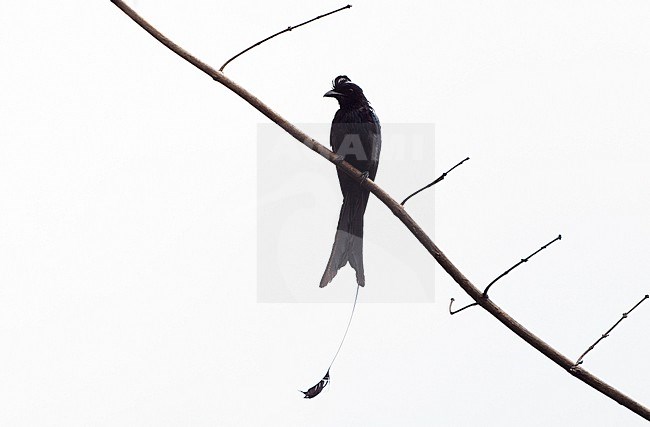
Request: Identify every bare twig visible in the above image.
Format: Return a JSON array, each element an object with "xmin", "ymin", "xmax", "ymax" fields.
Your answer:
[
  {"xmin": 450, "ymin": 234, "xmax": 562, "ymax": 315},
  {"xmin": 219, "ymin": 4, "xmax": 351, "ymax": 71},
  {"xmin": 449, "ymin": 298, "xmax": 478, "ymax": 315},
  {"xmin": 401, "ymin": 157, "xmax": 470, "ymax": 206},
  {"xmin": 108, "ymin": 1, "xmax": 650, "ymax": 421},
  {"xmin": 573, "ymin": 294, "xmax": 649, "ymax": 368},
  {"xmin": 483, "ymin": 234, "xmax": 562, "ymax": 297}
]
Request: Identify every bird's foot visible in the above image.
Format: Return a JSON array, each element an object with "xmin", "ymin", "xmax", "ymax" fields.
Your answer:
[{"xmin": 358, "ymin": 171, "xmax": 370, "ymax": 187}]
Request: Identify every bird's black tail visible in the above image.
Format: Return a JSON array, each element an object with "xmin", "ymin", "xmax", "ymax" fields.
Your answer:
[{"xmin": 320, "ymin": 193, "xmax": 368, "ymax": 287}]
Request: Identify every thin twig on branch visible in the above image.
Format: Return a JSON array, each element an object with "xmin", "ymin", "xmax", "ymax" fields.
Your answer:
[
  {"xmin": 450, "ymin": 234, "xmax": 562, "ymax": 315},
  {"xmin": 449, "ymin": 298, "xmax": 477, "ymax": 315},
  {"xmin": 572, "ymin": 294, "xmax": 649, "ymax": 368},
  {"xmin": 219, "ymin": 4, "xmax": 351, "ymax": 71},
  {"xmin": 401, "ymin": 157, "xmax": 469, "ymax": 206},
  {"xmin": 108, "ymin": 1, "xmax": 650, "ymax": 421},
  {"xmin": 482, "ymin": 234, "xmax": 562, "ymax": 297}
]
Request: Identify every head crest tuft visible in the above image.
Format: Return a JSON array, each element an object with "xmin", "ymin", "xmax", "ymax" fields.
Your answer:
[{"xmin": 333, "ymin": 75, "xmax": 351, "ymax": 88}]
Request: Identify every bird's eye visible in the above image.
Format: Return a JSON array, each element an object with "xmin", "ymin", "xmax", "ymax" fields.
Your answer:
[{"xmin": 348, "ymin": 88, "xmax": 354, "ymax": 93}]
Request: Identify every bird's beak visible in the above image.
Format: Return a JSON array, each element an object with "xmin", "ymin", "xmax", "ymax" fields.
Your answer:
[{"xmin": 323, "ymin": 90, "xmax": 342, "ymax": 98}]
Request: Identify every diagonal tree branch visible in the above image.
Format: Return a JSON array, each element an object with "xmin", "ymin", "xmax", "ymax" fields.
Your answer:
[{"xmin": 108, "ymin": 0, "xmax": 650, "ymax": 421}]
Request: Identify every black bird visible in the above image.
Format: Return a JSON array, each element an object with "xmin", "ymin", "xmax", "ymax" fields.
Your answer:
[{"xmin": 320, "ymin": 75, "xmax": 381, "ymax": 287}]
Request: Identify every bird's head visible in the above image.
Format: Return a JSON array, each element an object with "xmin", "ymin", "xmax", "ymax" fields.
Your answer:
[{"xmin": 324, "ymin": 75, "xmax": 368, "ymax": 107}]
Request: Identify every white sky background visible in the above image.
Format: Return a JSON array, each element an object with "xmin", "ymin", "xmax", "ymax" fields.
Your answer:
[{"xmin": 1, "ymin": 0, "xmax": 650, "ymax": 425}]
